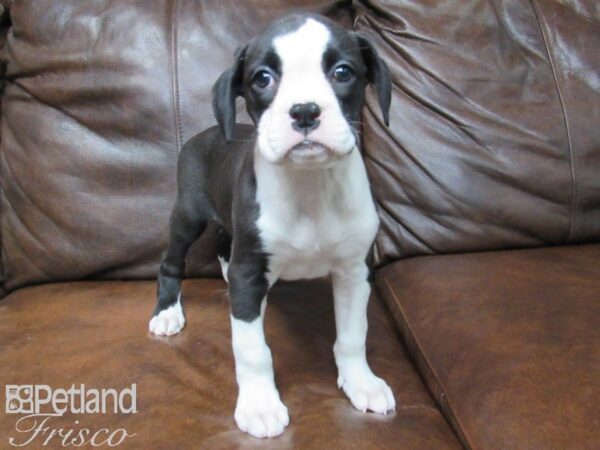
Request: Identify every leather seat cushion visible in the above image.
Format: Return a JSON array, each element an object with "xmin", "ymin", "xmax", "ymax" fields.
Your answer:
[
  {"xmin": 376, "ymin": 244, "xmax": 600, "ymax": 450},
  {"xmin": 0, "ymin": 278, "xmax": 461, "ymax": 449}
]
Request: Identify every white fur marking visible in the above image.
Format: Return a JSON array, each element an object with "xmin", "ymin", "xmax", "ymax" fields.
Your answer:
[
  {"xmin": 149, "ymin": 293, "xmax": 185, "ymax": 336},
  {"xmin": 218, "ymin": 255, "xmax": 229, "ymax": 283},
  {"xmin": 231, "ymin": 304, "xmax": 289, "ymax": 438},
  {"xmin": 255, "ymin": 148, "xmax": 379, "ymax": 282},
  {"xmin": 336, "ymin": 363, "xmax": 396, "ymax": 414},
  {"xmin": 332, "ymin": 265, "xmax": 395, "ymax": 414}
]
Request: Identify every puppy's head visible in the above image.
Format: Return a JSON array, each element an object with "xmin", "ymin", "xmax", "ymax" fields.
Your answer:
[{"xmin": 213, "ymin": 13, "xmax": 391, "ymax": 167}]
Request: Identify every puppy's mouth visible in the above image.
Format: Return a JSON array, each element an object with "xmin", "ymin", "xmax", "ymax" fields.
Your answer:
[{"xmin": 286, "ymin": 140, "xmax": 333, "ymax": 164}]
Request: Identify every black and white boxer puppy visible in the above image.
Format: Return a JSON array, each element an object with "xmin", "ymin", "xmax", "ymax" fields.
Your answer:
[{"xmin": 149, "ymin": 12, "xmax": 394, "ymax": 438}]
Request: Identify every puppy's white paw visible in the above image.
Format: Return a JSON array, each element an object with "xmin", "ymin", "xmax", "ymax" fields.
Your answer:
[
  {"xmin": 149, "ymin": 301, "xmax": 185, "ymax": 336},
  {"xmin": 338, "ymin": 371, "xmax": 395, "ymax": 414},
  {"xmin": 234, "ymin": 382, "xmax": 289, "ymax": 438}
]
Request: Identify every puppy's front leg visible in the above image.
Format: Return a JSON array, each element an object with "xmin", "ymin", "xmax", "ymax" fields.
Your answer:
[
  {"xmin": 228, "ymin": 262, "xmax": 289, "ymax": 438},
  {"xmin": 332, "ymin": 262, "xmax": 396, "ymax": 414}
]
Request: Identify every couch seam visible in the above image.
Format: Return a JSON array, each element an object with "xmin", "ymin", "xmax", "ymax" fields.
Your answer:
[
  {"xmin": 170, "ymin": 0, "xmax": 182, "ymax": 154},
  {"xmin": 0, "ymin": 0, "xmax": 10, "ymax": 299},
  {"xmin": 529, "ymin": 0, "xmax": 577, "ymax": 243},
  {"xmin": 378, "ymin": 274, "xmax": 473, "ymax": 450}
]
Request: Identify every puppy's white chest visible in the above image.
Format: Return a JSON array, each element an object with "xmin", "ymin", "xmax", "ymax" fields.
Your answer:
[
  {"xmin": 260, "ymin": 212, "xmax": 344, "ymax": 280},
  {"xmin": 254, "ymin": 150, "xmax": 379, "ymax": 281}
]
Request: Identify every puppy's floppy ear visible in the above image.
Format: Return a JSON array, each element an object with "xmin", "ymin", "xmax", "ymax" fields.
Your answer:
[
  {"xmin": 356, "ymin": 34, "xmax": 392, "ymax": 126},
  {"xmin": 212, "ymin": 45, "xmax": 247, "ymax": 141}
]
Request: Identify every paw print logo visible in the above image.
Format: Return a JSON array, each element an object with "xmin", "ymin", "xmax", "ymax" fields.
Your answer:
[{"xmin": 5, "ymin": 385, "xmax": 34, "ymax": 414}]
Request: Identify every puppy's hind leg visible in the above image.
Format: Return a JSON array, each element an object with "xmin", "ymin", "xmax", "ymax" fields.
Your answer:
[{"xmin": 149, "ymin": 200, "xmax": 207, "ymax": 336}]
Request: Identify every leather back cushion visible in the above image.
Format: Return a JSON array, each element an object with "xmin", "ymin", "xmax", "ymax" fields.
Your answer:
[
  {"xmin": 1, "ymin": 1, "xmax": 599, "ymax": 291},
  {"xmin": 0, "ymin": 0, "xmax": 351, "ymax": 292},
  {"xmin": 356, "ymin": 0, "xmax": 600, "ymax": 266}
]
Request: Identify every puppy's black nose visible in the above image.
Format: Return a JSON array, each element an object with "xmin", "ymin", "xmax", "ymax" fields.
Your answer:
[{"xmin": 290, "ymin": 103, "xmax": 321, "ymax": 132}]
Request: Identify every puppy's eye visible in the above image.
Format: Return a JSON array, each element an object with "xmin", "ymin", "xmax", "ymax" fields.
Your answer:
[
  {"xmin": 253, "ymin": 70, "xmax": 274, "ymax": 89},
  {"xmin": 332, "ymin": 65, "xmax": 353, "ymax": 83}
]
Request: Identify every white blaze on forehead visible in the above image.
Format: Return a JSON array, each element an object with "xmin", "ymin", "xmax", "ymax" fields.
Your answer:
[{"xmin": 273, "ymin": 19, "xmax": 331, "ymax": 102}]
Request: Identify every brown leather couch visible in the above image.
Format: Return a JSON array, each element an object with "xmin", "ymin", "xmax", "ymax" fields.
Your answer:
[{"xmin": 0, "ymin": 1, "xmax": 598, "ymax": 449}]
